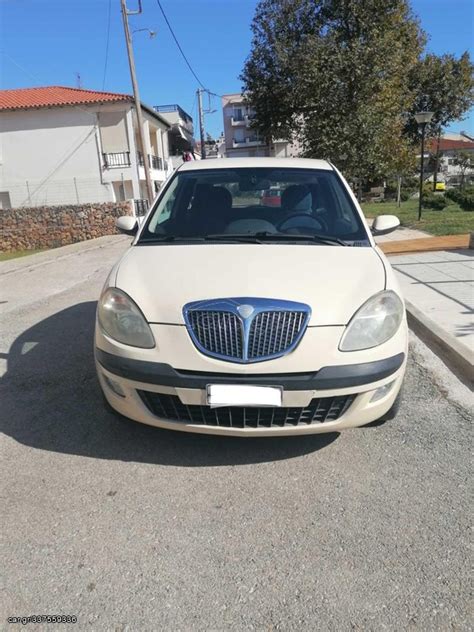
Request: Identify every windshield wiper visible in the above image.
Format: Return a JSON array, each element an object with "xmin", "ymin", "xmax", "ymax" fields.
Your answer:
[
  {"xmin": 139, "ymin": 235, "xmax": 207, "ymax": 243},
  {"xmin": 204, "ymin": 234, "xmax": 264, "ymax": 244},
  {"xmin": 272, "ymin": 232, "xmax": 348, "ymax": 246},
  {"xmin": 140, "ymin": 232, "xmax": 347, "ymax": 246},
  {"xmin": 207, "ymin": 232, "xmax": 347, "ymax": 246}
]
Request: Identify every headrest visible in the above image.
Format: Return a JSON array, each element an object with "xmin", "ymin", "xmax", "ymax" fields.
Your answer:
[{"xmin": 281, "ymin": 185, "xmax": 312, "ymax": 212}]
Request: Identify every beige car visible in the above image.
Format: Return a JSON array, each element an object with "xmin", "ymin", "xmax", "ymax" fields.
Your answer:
[{"xmin": 95, "ymin": 158, "xmax": 407, "ymax": 436}]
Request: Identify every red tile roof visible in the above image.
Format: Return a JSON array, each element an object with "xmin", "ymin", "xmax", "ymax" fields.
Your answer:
[
  {"xmin": 0, "ymin": 86, "xmax": 133, "ymax": 111},
  {"xmin": 427, "ymin": 138, "xmax": 474, "ymax": 151}
]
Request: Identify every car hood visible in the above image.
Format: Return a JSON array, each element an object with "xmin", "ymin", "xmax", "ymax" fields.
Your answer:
[{"xmin": 115, "ymin": 244, "xmax": 385, "ymax": 326}]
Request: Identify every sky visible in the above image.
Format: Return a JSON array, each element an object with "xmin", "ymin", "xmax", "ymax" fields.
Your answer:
[{"xmin": 1, "ymin": 0, "xmax": 473, "ymax": 138}]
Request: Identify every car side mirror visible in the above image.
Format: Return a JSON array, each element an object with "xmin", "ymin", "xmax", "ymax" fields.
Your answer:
[
  {"xmin": 371, "ymin": 215, "xmax": 400, "ymax": 236},
  {"xmin": 116, "ymin": 216, "xmax": 138, "ymax": 235}
]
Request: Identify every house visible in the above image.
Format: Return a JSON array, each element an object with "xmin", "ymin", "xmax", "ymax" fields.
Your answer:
[
  {"xmin": 426, "ymin": 133, "xmax": 474, "ymax": 186},
  {"xmin": 153, "ymin": 104, "xmax": 197, "ymax": 168},
  {"xmin": 0, "ymin": 86, "xmax": 172, "ymax": 210},
  {"xmin": 221, "ymin": 93, "xmax": 300, "ymax": 158}
]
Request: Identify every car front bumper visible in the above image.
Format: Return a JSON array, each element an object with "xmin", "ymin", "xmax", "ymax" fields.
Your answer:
[{"xmin": 95, "ymin": 345, "xmax": 407, "ymax": 437}]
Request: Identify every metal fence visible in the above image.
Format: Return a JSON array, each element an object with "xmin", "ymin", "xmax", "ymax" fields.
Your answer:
[
  {"xmin": 133, "ymin": 198, "xmax": 149, "ymax": 216},
  {"xmin": 102, "ymin": 152, "xmax": 131, "ymax": 168}
]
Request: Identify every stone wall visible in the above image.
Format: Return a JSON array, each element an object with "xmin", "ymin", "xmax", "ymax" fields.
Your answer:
[{"xmin": 0, "ymin": 201, "xmax": 134, "ymax": 253}]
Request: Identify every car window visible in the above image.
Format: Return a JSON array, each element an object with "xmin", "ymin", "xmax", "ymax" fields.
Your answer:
[{"xmin": 142, "ymin": 167, "xmax": 369, "ymax": 244}]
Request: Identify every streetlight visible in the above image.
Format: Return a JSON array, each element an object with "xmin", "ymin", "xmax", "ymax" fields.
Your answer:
[
  {"xmin": 414, "ymin": 110, "xmax": 434, "ymax": 220},
  {"xmin": 132, "ymin": 28, "xmax": 157, "ymax": 38}
]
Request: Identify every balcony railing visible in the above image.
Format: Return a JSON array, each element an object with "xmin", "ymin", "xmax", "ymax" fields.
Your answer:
[
  {"xmin": 231, "ymin": 116, "xmax": 247, "ymax": 126},
  {"xmin": 232, "ymin": 136, "xmax": 264, "ymax": 148},
  {"xmin": 231, "ymin": 113, "xmax": 257, "ymax": 127},
  {"xmin": 133, "ymin": 198, "xmax": 149, "ymax": 216},
  {"xmin": 103, "ymin": 151, "xmax": 131, "ymax": 168},
  {"xmin": 138, "ymin": 152, "xmax": 166, "ymax": 170},
  {"xmin": 247, "ymin": 136, "xmax": 263, "ymax": 145}
]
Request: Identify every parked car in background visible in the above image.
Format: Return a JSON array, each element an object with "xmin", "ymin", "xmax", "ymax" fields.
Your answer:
[
  {"xmin": 96, "ymin": 158, "xmax": 407, "ymax": 437},
  {"xmin": 261, "ymin": 187, "xmax": 282, "ymax": 207}
]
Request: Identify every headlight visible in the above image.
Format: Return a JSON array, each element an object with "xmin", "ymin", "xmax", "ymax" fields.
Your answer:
[
  {"xmin": 339, "ymin": 290, "xmax": 403, "ymax": 351},
  {"xmin": 98, "ymin": 287, "xmax": 155, "ymax": 348}
]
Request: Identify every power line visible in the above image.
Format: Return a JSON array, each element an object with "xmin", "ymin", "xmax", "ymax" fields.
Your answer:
[
  {"xmin": 155, "ymin": 0, "xmax": 207, "ymax": 89},
  {"xmin": 0, "ymin": 51, "xmax": 104, "ymax": 118},
  {"xmin": 102, "ymin": 0, "xmax": 112, "ymax": 90}
]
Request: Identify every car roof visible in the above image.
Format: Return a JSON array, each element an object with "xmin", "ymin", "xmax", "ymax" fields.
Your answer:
[{"xmin": 177, "ymin": 157, "xmax": 333, "ymax": 172}]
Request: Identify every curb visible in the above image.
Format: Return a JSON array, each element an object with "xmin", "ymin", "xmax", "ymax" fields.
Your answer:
[
  {"xmin": 405, "ymin": 299, "xmax": 473, "ymax": 389},
  {"xmin": 0, "ymin": 235, "xmax": 129, "ymax": 277}
]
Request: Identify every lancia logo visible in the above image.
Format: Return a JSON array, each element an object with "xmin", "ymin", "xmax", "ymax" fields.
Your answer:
[{"xmin": 237, "ymin": 304, "xmax": 254, "ymax": 319}]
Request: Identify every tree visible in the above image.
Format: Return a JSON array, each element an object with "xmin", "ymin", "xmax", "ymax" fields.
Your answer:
[
  {"xmin": 453, "ymin": 150, "xmax": 474, "ymax": 190},
  {"xmin": 405, "ymin": 53, "xmax": 474, "ymax": 142},
  {"xmin": 404, "ymin": 52, "xmax": 474, "ymax": 190},
  {"xmin": 241, "ymin": 0, "xmax": 425, "ymax": 182}
]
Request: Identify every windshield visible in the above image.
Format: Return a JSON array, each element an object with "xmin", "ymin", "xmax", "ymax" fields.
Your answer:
[{"xmin": 139, "ymin": 167, "xmax": 369, "ymax": 245}]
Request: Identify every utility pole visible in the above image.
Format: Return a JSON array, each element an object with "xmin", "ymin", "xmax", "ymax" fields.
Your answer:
[
  {"xmin": 120, "ymin": 0, "xmax": 154, "ymax": 203},
  {"xmin": 197, "ymin": 88, "xmax": 206, "ymax": 160}
]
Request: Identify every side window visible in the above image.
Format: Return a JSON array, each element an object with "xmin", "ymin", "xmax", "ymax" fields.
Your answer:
[
  {"xmin": 148, "ymin": 176, "xmax": 180, "ymax": 232},
  {"xmin": 329, "ymin": 179, "xmax": 358, "ymax": 231}
]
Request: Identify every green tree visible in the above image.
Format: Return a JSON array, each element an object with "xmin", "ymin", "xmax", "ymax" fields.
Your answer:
[
  {"xmin": 241, "ymin": 0, "xmax": 425, "ymax": 182},
  {"xmin": 405, "ymin": 53, "xmax": 474, "ymax": 142},
  {"xmin": 453, "ymin": 150, "xmax": 473, "ymax": 190},
  {"xmin": 404, "ymin": 52, "xmax": 474, "ymax": 190}
]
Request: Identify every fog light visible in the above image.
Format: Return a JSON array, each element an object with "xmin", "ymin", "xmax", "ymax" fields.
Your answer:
[
  {"xmin": 104, "ymin": 375, "xmax": 126, "ymax": 397},
  {"xmin": 370, "ymin": 381, "xmax": 395, "ymax": 403}
]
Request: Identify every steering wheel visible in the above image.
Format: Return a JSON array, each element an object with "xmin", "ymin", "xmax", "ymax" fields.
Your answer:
[{"xmin": 277, "ymin": 212, "xmax": 328, "ymax": 233}]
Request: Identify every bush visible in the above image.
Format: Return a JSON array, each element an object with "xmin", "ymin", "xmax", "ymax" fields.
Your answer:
[
  {"xmin": 446, "ymin": 187, "xmax": 474, "ymax": 211},
  {"xmin": 422, "ymin": 194, "xmax": 447, "ymax": 210},
  {"xmin": 422, "ymin": 182, "xmax": 434, "ymax": 196},
  {"xmin": 446, "ymin": 188, "xmax": 461, "ymax": 203},
  {"xmin": 458, "ymin": 193, "xmax": 474, "ymax": 211}
]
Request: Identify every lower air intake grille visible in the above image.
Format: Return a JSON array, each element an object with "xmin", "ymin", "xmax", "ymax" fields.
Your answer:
[{"xmin": 138, "ymin": 391, "xmax": 356, "ymax": 428}]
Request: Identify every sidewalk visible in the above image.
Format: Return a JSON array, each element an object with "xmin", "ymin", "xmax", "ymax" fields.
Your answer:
[{"xmin": 389, "ymin": 250, "xmax": 473, "ymax": 384}]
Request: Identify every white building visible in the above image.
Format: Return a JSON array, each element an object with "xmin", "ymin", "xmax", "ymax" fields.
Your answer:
[
  {"xmin": 427, "ymin": 133, "xmax": 474, "ymax": 186},
  {"xmin": 153, "ymin": 104, "xmax": 196, "ymax": 168},
  {"xmin": 0, "ymin": 86, "xmax": 172, "ymax": 210},
  {"xmin": 221, "ymin": 93, "xmax": 300, "ymax": 159}
]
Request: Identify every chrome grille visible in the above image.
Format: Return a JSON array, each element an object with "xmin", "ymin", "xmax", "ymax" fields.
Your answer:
[
  {"xmin": 138, "ymin": 392, "xmax": 356, "ymax": 428},
  {"xmin": 248, "ymin": 311, "xmax": 306, "ymax": 360},
  {"xmin": 184, "ymin": 298, "xmax": 311, "ymax": 364},
  {"xmin": 187, "ymin": 310, "xmax": 243, "ymax": 359}
]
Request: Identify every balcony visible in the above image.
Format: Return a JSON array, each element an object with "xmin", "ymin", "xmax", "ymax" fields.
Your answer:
[
  {"xmin": 231, "ymin": 113, "xmax": 257, "ymax": 128},
  {"xmin": 232, "ymin": 138, "xmax": 247, "ymax": 147},
  {"xmin": 247, "ymin": 136, "xmax": 264, "ymax": 147},
  {"xmin": 231, "ymin": 116, "xmax": 247, "ymax": 126},
  {"xmin": 102, "ymin": 151, "xmax": 131, "ymax": 168},
  {"xmin": 232, "ymin": 136, "xmax": 265, "ymax": 148},
  {"xmin": 138, "ymin": 152, "xmax": 167, "ymax": 171}
]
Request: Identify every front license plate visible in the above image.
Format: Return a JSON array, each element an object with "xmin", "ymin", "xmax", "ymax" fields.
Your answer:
[{"xmin": 206, "ymin": 384, "xmax": 283, "ymax": 408}]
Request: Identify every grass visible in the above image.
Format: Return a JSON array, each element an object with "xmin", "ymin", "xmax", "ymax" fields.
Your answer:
[
  {"xmin": 361, "ymin": 199, "xmax": 474, "ymax": 236},
  {"xmin": 0, "ymin": 249, "xmax": 46, "ymax": 262}
]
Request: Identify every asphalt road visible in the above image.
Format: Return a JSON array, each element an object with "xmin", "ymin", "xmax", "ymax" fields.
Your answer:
[{"xmin": 1, "ymin": 236, "xmax": 472, "ymax": 631}]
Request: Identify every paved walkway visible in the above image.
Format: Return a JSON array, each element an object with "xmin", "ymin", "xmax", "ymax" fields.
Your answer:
[
  {"xmin": 389, "ymin": 250, "xmax": 474, "ymax": 377},
  {"xmin": 374, "ymin": 225, "xmax": 429, "ymax": 244}
]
